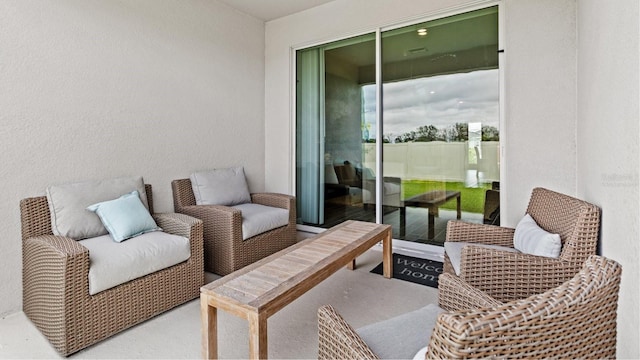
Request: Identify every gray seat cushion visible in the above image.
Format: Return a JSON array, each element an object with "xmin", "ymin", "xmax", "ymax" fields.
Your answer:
[
  {"xmin": 356, "ymin": 303, "xmax": 445, "ymax": 360},
  {"xmin": 80, "ymin": 231, "xmax": 190, "ymax": 295},
  {"xmin": 231, "ymin": 203, "xmax": 289, "ymax": 240},
  {"xmin": 444, "ymin": 241, "xmax": 519, "ymax": 275}
]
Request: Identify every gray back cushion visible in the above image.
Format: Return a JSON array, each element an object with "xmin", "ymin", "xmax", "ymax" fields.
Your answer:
[
  {"xmin": 46, "ymin": 176, "xmax": 148, "ymax": 240},
  {"xmin": 190, "ymin": 167, "xmax": 251, "ymax": 206},
  {"xmin": 356, "ymin": 303, "xmax": 444, "ymax": 360}
]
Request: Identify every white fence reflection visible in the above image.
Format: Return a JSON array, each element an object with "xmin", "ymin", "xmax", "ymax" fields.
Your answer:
[{"xmin": 363, "ymin": 141, "xmax": 499, "ymax": 182}]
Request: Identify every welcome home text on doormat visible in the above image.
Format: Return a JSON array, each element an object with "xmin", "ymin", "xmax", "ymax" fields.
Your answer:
[{"xmin": 371, "ymin": 253, "xmax": 443, "ymax": 288}]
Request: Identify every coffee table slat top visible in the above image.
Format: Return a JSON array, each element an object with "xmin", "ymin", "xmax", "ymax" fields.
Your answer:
[
  {"xmin": 403, "ymin": 190, "xmax": 460, "ymax": 206},
  {"xmin": 201, "ymin": 220, "xmax": 391, "ymax": 316}
]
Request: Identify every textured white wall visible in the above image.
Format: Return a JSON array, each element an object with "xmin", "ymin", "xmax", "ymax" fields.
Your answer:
[
  {"xmin": 265, "ymin": 0, "xmax": 638, "ymax": 357},
  {"xmin": 501, "ymin": 0, "xmax": 577, "ymax": 223},
  {"xmin": 577, "ymin": 1, "xmax": 640, "ymax": 358},
  {"xmin": 0, "ymin": 0, "xmax": 265, "ymax": 316}
]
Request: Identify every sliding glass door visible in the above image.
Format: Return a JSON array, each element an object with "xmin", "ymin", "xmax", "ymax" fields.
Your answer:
[
  {"xmin": 296, "ymin": 6, "xmax": 500, "ymax": 246},
  {"xmin": 296, "ymin": 33, "xmax": 376, "ymax": 227},
  {"xmin": 378, "ymin": 7, "xmax": 499, "ymax": 244}
]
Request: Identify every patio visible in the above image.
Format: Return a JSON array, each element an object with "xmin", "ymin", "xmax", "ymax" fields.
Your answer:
[{"xmin": 0, "ymin": 248, "xmax": 438, "ymax": 359}]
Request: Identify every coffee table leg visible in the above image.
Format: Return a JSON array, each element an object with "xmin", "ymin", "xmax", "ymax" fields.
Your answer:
[
  {"xmin": 346, "ymin": 259, "xmax": 356, "ymax": 270},
  {"xmin": 383, "ymin": 228, "xmax": 392, "ymax": 278},
  {"xmin": 201, "ymin": 294, "xmax": 217, "ymax": 359},
  {"xmin": 248, "ymin": 312, "xmax": 268, "ymax": 359},
  {"xmin": 428, "ymin": 210, "xmax": 435, "ymax": 239}
]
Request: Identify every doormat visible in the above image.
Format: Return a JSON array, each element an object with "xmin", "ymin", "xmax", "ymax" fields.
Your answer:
[{"xmin": 370, "ymin": 253, "xmax": 443, "ymax": 288}]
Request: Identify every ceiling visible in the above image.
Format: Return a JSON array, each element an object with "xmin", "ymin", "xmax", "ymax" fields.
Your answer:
[
  {"xmin": 217, "ymin": 0, "xmax": 335, "ymax": 21},
  {"xmin": 322, "ymin": 7, "xmax": 499, "ymax": 83},
  {"xmin": 327, "ymin": 7, "xmax": 498, "ymax": 66}
]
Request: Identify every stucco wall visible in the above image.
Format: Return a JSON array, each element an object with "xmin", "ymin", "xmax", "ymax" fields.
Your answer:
[
  {"xmin": 577, "ymin": 0, "xmax": 640, "ymax": 358},
  {"xmin": 501, "ymin": 0, "xmax": 577, "ymax": 221},
  {"xmin": 264, "ymin": 0, "xmax": 638, "ymax": 357},
  {"xmin": 0, "ymin": 0, "xmax": 265, "ymax": 316}
]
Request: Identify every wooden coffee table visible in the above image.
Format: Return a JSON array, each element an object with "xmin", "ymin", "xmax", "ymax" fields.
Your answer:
[
  {"xmin": 403, "ymin": 190, "xmax": 461, "ymax": 239},
  {"xmin": 200, "ymin": 220, "xmax": 392, "ymax": 359}
]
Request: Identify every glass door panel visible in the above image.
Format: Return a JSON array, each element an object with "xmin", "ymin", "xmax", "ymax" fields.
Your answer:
[
  {"xmin": 380, "ymin": 7, "xmax": 499, "ymax": 244},
  {"xmin": 296, "ymin": 33, "xmax": 376, "ymax": 228}
]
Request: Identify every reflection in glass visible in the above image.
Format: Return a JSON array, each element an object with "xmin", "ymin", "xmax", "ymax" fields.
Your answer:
[
  {"xmin": 380, "ymin": 6, "xmax": 499, "ymax": 244},
  {"xmin": 296, "ymin": 34, "xmax": 376, "ymax": 227},
  {"xmin": 295, "ymin": 6, "xmax": 500, "ymax": 247}
]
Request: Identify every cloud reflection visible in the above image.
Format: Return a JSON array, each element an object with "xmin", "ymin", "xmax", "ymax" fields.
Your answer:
[{"xmin": 363, "ymin": 69, "xmax": 499, "ymax": 140}]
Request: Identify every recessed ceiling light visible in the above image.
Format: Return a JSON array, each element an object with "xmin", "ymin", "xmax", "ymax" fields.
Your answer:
[{"xmin": 417, "ymin": 28, "xmax": 428, "ymax": 36}]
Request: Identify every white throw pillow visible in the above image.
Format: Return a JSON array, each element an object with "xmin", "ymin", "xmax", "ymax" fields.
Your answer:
[
  {"xmin": 513, "ymin": 214, "xmax": 562, "ymax": 258},
  {"xmin": 413, "ymin": 346, "xmax": 429, "ymax": 360},
  {"xmin": 46, "ymin": 176, "xmax": 148, "ymax": 240},
  {"xmin": 190, "ymin": 167, "xmax": 251, "ymax": 206}
]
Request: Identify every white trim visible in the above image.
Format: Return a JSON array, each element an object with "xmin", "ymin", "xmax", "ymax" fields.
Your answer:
[
  {"xmin": 289, "ymin": 46, "xmax": 297, "ymax": 196},
  {"xmin": 379, "ymin": 0, "xmax": 499, "ymax": 33},
  {"xmin": 497, "ymin": 1, "xmax": 506, "ymax": 221},
  {"xmin": 296, "ymin": 224, "xmax": 326, "ymax": 233},
  {"xmin": 375, "ymin": 28, "xmax": 383, "ymax": 224},
  {"xmin": 373, "ymin": 239, "xmax": 444, "ymax": 263},
  {"xmin": 291, "ymin": 30, "xmax": 374, "ymax": 53},
  {"xmin": 289, "ymin": 0, "xmax": 499, "ymax": 52}
]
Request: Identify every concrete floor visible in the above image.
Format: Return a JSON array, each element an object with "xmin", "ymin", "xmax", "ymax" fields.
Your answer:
[{"xmin": 0, "ymin": 248, "xmax": 438, "ymax": 359}]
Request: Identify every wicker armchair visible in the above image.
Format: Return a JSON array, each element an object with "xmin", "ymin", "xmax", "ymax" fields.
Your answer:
[
  {"xmin": 318, "ymin": 255, "xmax": 621, "ymax": 359},
  {"xmin": 21, "ymin": 185, "xmax": 204, "ymax": 356},
  {"xmin": 444, "ymin": 187, "xmax": 600, "ymax": 302},
  {"xmin": 171, "ymin": 178, "xmax": 297, "ymax": 275}
]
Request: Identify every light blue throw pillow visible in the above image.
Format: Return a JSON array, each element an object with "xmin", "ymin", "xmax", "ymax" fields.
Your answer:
[{"xmin": 87, "ymin": 191, "xmax": 161, "ymax": 242}]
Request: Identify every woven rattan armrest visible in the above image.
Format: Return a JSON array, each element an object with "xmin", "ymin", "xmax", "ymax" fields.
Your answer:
[
  {"xmin": 153, "ymin": 212, "xmax": 203, "ymax": 240},
  {"xmin": 24, "ymin": 234, "xmax": 89, "ymax": 260},
  {"xmin": 318, "ymin": 305, "xmax": 380, "ymax": 360},
  {"xmin": 175, "ymin": 204, "xmax": 241, "ymax": 232},
  {"xmin": 438, "ymin": 273, "xmax": 502, "ymax": 311},
  {"xmin": 154, "ymin": 212, "xmax": 204, "ymax": 257},
  {"xmin": 250, "ymin": 192, "xmax": 294, "ymax": 210},
  {"xmin": 446, "ymin": 220, "xmax": 515, "ymax": 247},
  {"xmin": 459, "ymin": 246, "xmax": 577, "ymax": 302},
  {"xmin": 22, "ymin": 235, "xmax": 90, "ymax": 328}
]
